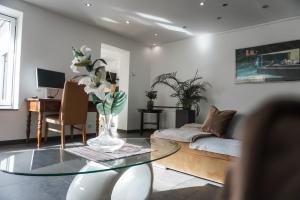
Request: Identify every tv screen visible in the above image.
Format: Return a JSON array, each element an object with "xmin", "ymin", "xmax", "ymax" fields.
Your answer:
[{"xmin": 36, "ymin": 68, "xmax": 65, "ymax": 89}]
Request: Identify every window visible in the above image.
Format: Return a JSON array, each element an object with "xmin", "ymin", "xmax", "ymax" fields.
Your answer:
[{"xmin": 0, "ymin": 6, "xmax": 22, "ymax": 109}]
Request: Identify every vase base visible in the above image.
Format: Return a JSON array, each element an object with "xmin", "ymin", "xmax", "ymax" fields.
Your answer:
[{"xmin": 87, "ymin": 136, "xmax": 125, "ymax": 152}]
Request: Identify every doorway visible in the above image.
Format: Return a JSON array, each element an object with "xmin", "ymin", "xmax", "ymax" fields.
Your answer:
[{"xmin": 100, "ymin": 43, "xmax": 130, "ymax": 132}]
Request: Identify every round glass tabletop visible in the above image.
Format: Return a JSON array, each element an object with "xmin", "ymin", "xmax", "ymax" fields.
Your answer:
[{"xmin": 0, "ymin": 138, "xmax": 179, "ymax": 176}]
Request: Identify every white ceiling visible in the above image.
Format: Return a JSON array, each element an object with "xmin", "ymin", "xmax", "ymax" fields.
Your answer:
[{"xmin": 21, "ymin": 0, "xmax": 300, "ymax": 45}]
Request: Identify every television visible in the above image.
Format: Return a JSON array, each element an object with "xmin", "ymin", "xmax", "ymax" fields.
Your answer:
[{"xmin": 36, "ymin": 68, "xmax": 65, "ymax": 89}]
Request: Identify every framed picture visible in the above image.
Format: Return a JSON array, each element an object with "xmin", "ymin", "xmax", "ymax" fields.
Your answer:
[{"xmin": 235, "ymin": 40, "xmax": 300, "ymax": 83}]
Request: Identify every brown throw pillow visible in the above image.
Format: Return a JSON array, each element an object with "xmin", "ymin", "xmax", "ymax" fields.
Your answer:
[{"xmin": 201, "ymin": 106, "xmax": 236, "ymax": 137}]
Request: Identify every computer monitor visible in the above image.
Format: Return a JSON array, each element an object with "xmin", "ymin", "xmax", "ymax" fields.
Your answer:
[
  {"xmin": 36, "ymin": 68, "xmax": 65, "ymax": 89},
  {"xmin": 106, "ymin": 71, "xmax": 117, "ymax": 84}
]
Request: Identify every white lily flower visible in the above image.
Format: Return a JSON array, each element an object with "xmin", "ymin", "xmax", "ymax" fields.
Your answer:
[
  {"xmin": 72, "ymin": 58, "xmax": 78, "ymax": 64},
  {"xmin": 80, "ymin": 45, "xmax": 92, "ymax": 55},
  {"xmin": 83, "ymin": 81, "xmax": 111, "ymax": 101},
  {"xmin": 70, "ymin": 64, "xmax": 80, "ymax": 73},
  {"xmin": 70, "ymin": 58, "xmax": 80, "ymax": 72},
  {"xmin": 95, "ymin": 67, "xmax": 107, "ymax": 83},
  {"xmin": 78, "ymin": 76, "xmax": 92, "ymax": 86}
]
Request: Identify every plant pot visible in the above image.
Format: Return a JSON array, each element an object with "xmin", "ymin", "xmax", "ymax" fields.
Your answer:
[
  {"xmin": 175, "ymin": 109, "xmax": 195, "ymax": 128},
  {"xmin": 147, "ymin": 100, "xmax": 154, "ymax": 110}
]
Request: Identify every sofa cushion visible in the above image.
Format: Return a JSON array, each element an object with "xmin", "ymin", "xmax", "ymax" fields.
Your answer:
[
  {"xmin": 181, "ymin": 123, "xmax": 203, "ymax": 129},
  {"xmin": 190, "ymin": 137, "xmax": 241, "ymax": 157},
  {"xmin": 153, "ymin": 127, "xmax": 212, "ymax": 143},
  {"xmin": 201, "ymin": 106, "xmax": 237, "ymax": 138},
  {"xmin": 225, "ymin": 113, "xmax": 245, "ymax": 140}
]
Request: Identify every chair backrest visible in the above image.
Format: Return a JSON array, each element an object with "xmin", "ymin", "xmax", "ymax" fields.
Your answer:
[
  {"xmin": 59, "ymin": 80, "xmax": 89, "ymax": 125},
  {"xmin": 220, "ymin": 98, "xmax": 300, "ymax": 200}
]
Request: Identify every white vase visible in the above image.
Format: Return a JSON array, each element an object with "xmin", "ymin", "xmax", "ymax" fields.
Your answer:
[{"xmin": 87, "ymin": 115, "xmax": 125, "ymax": 152}]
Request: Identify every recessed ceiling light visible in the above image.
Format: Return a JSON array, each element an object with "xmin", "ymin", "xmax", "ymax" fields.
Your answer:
[
  {"xmin": 152, "ymin": 43, "xmax": 157, "ymax": 46},
  {"xmin": 217, "ymin": 16, "xmax": 222, "ymax": 20},
  {"xmin": 85, "ymin": 2, "xmax": 92, "ymax": 7},
  {"xmin": 200, "ymin": 2, "xmax": 205, "ymax": 6},
  {"xmin": 262, "ymin": 4, "xmax": 269, "ymax": 9},
  {"xmin": 126, "ymin": 20, "xmax": 131, "ymax": 24},
  {"xmin": 154, "ymin": 33, "xmax": 158, "ymax": 37},
  {"xmin": 222, "ymin": 3, "xmax": 228, "ymax": 7}
]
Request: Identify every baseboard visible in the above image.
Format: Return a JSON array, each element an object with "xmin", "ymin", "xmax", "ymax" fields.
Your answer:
[
  {"xmin": 0, "ymin": 129, "xmax": 156, "ymax": 145},
  {"xmin": 0, "ymin": 133, "xmax": 97, "ymax": 146},
  {"xmin": 117, "ymin": 129, "xmax": 156, "ymax": 134},
  {"xmin": 117, "ymin": 129, "xmax": 139, "ymax": 133}
]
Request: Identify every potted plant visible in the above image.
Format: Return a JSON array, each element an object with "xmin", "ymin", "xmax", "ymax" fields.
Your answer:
[
  {"xmin": 145, "ymin": 90, "xmax": 157, "ymax": 110},
  {"xmin": 151, "ymin": 71, "xmax": 209, "ymax": 127}
]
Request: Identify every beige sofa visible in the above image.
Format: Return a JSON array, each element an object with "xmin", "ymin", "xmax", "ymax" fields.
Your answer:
[{"xmin": 152, "ymin": 115, "xmax": 242, "ymax": 184}]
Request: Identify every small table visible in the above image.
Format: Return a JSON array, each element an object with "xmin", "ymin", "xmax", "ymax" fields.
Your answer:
[
  {"xmin": 137, "ymin": 109, "xmax": 163, "ymax": 135},
  {"xmin": 0, "ymin": 138, "xmax": 179, "ymax": 200}
]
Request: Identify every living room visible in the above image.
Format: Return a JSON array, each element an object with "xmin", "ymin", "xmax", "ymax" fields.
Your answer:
[{"xmin": 0, "ymin": 0, "xmax": 300, "ymax": 199}]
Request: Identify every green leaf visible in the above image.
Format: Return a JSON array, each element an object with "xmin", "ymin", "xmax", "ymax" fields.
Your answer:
[
  {"xmin": 96, "ymin": 91, "xmax": 127, "ymax": 116},
  {"xmin": 72, "ymin": 47, "xmax": 84, "ymax": 57},
  {"xmin": 74, "ymin": 60, "xmax": 91, "ymax": 67},
  {"xmin": 91, "ymin": 93, "xmax": 102, "ymax": 104}
]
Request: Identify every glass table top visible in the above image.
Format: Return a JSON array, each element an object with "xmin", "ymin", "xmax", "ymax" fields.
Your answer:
[{"xmin": 0, "ymin": 138, "xmax": 179, "ymax": 176}]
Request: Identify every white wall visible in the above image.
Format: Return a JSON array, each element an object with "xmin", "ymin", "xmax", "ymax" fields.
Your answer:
[
  {"xmin": 0, "ymin": 0, "xmax": 151, "ymax": 141},
  {"xmin": 150, "ymin": 17, "xmax": 300, "ymax": 128}
]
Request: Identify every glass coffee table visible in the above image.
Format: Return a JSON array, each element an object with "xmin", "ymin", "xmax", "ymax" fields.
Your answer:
[{"xmin": 0, "ymin": 138, "xmax": 179, "ymax": 200}]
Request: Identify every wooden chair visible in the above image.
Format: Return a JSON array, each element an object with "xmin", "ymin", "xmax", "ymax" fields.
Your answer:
[{"xmin": 44, "ymin": 81, "xmax": 89, "ymax": 149}]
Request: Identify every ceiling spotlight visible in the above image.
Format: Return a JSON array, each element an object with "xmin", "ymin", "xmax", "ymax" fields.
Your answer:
[
  {"xmin": 85, "ymin": 2, "xmax": 92, "ymax": 7},
  {"xmin": 200, "ymin": 2, "xmax": 205, "ymax": 6},
  {"xmin": 154, "ymin": 33, "xmax": 158, "ymax": 37},
  {"xmin": 126, "ymin": 20, "xmax": 131, "ymax": 24},
  {"xmin": 217, "ymin": 17, "xmax": 223, "ymax": 20},
  {"xmin": 262, "ymin": 4, "xmax": 269, "ymax": 9},
  {"xmin": 152, "ymin": 43, "xmax": 157, "ymax": 46},
  {"xmin": 222, "ymin": 3, "xmax": 228, "ymax": 7}
]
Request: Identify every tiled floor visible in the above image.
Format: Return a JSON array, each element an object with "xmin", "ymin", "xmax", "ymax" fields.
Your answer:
[{"xmin": 0, "ymin": 133, "xmax": 221, "ymax": 200}]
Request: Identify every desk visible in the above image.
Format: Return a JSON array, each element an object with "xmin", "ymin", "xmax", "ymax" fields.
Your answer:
[
  {"xmin": 137, "ymin": 109, "xmax": 163, "ymax": 135},
  {"xmin": 26, "ymin": 98, "xmax": 99, "ymax": 148}
]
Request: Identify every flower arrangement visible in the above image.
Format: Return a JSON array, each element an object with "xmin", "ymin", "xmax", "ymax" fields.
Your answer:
[
  {"xmin": 71, "ymin": 46, "xmax": 127, "ymax": 118},
  {"xmin": 71, "ymin": 45, "xmax": 127, "ymax": 151},
  {"xmin": 145, "ymin": 90, "xmax": 157, "ymax": 100},
  {"xmin": 145, "ymin": 90, "xmax": 157, "ymax": 110}
]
